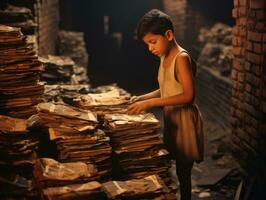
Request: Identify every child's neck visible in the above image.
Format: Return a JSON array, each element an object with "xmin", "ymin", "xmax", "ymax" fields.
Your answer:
[{"xmin": 164, "ymin": 40, "xmax": 182, "ymax": 58}]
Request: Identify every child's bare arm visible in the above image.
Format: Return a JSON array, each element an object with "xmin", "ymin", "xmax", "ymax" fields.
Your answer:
[
  {"xmin": 138, "ymin": 89, "xmax": 161, "ymax": 100},
  {"xmin": 130, "ymin": 89, "xmax": 160, "ymax": 103},
  {"xmin": 128, "ymin": 53, "xmax": 194, "ymax": 114},
  {"xmin": 151, "ymin": 53, "xmax": 195, "ymax": 106}
]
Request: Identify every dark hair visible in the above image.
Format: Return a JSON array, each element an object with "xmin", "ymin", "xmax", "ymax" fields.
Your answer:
[{"xmin": 136, "ymin": 9, "xmax": 174, "ymax": 40}]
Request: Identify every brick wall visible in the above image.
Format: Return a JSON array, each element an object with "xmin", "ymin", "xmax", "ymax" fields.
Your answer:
[
  {"xmin": 37, "ymin": 0, "xmax": 60, "ymax": 55},
  {"xmin": 231, "ymin": 0, "xmax": 266, "ymax": 198}
]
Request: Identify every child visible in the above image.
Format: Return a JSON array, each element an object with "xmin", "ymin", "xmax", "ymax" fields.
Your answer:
[{"xmin": 127, "ymin": 9, "xmax": 204, "ymax": 200}]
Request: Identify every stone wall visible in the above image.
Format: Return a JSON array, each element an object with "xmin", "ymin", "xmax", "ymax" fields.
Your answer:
[{"xmin": 231, "ymin": 0, "xmax": 265, "ymax": 198}]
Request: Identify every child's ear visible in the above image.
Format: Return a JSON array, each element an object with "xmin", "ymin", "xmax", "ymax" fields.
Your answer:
[{"xmin": 165, "ymin": 30, "xmax": 174, "ymax": 41}]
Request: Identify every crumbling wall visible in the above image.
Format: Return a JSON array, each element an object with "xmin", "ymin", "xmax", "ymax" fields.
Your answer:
[{"xmin": 231, "ymin": 0, "xmax": 266, "ymax": 198}]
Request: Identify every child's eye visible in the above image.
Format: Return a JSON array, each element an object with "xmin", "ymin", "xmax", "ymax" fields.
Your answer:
[{"xmin": 150, "ymin": 40, "xmax": 156, "ymax": 44}]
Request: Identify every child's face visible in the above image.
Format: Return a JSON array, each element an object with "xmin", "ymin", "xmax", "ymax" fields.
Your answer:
[{"xmin": 143, "ymin": 32, "xmax": 171, "ymax": 57}]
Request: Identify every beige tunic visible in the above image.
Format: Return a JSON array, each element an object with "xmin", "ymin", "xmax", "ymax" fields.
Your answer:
[{"xmin": 158, "ymin": 52, "xmax": 204, "ymax": 163}]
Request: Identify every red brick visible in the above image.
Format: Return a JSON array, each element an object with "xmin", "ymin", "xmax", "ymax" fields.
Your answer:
[
  {"xmin": 239, "ymin": 6, "xmax": 246, "ymax": 16},
  {"xmin": 249, "ymin": 0, "xmax": 265, "ymax": 9},
  {"xmin": 231, "ymin": 69, "xmax": 238, "ymax": 80},
  {"xmin": 233, "ymin": 59, "xmax": 244, "ymax": 71},
  {"xmin": 253, "ymin": 43, "xmax": 263, "ymax": 53},
  {"xmin": 233, "ymin": 47, "xmax": 242, "ymax": 56},
  {"xmin": 245, "ymin": 83, "xmax": 252, "ymax": 92},
  {"xmin": 255, "ymin": 10, "xmax": 265, "ymax": 20},
  {"xmin": 240, "ymin": 0, "xmax": 248, "ymax": 6},
  {"xmin": 244, "ymin": 61, "xmax": 251, "ymax": 71},
  {"xmin": 248, "ymin": 31, "xmax": 263, "ymax": 42},
  {"xmin": 234, "ymin": 0, "xmax": 239, "ymax": 6},
  {"xmin": 232, "ymin": 8, "xmax": 238, "ymax": 18},
  {"xmin": 239, "ymin": 17, "xmax": 247, "ymax": 25},
  {"xmin": 233, "ymin": 27, "xmax": 240, "ymax": 36},
  {"xmin": 238, "ymin": 72, "xmax": 245, "ymax": 82},
  {"xmin": 255, "ymin": 22, "xmax": 264, "ymax": 31},
  {"xmin": 247, "ymin": 52, "xmax": 262, "ymax": 64},
  {"xmin": 251, "ymin": 65, "xmax": 262, "ymax": 76},
  {"xmin": 246, "ymin": 41, "xmax": 253, "ymax": 51}
]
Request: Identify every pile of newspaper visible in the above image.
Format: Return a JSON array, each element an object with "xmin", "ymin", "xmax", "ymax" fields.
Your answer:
[
  {"xmin": 103, "ymin": 113, "xmax": 171, "ymax": 179},
  {"xmin": 0, "ymin": 114, "xmax": 39, "ymax": 199},
  {"xmin": 0, "ymin": 25, "xmax": 43, "ymax": 118},
  {"xmin": 0, "ymin": 4, "xmax": 36, "ymax": 34},
  {"xmin": 33, "ymin": 158, "xmax": 106, "ymax": 200},
  {"xmin": 34, "ymin": 103, "xmax": 112, "ymax": 180}
]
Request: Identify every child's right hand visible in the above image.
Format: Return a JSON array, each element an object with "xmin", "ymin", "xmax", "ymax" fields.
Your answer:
[{"xmin": 129, "ymin": 95, "xmax": 140, "ymax": 104}]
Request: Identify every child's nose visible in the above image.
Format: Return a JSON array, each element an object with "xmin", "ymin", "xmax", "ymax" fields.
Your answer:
[{"xmin": 148, "ymin": 45, "xmax": 153, "ymax": 52}]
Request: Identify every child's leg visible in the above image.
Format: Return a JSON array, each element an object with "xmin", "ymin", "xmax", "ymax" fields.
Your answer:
[{"xmin": 175, "ymin": 158, "xmax": 193, "ymax": 200}]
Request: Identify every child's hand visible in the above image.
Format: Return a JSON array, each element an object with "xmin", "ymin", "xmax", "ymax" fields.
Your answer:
[
  {"xmin": 127, "ymin": 100, "xmax": 152, "ymax": 114},
  {"xmin": 129, "ymin": 95, "xmax": 140, "ymax": 104}
]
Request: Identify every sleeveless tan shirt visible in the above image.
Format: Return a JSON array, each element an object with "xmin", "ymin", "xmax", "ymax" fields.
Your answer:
[{"xmin": 158, "ymin": 53, "xmax": 184, "ymax": 98}]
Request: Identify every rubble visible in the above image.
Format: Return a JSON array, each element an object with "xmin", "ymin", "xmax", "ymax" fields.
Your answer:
[
  {"xmin": 197, "ymin": 23, "xmax": 233, "ymax": 77},
  {"xmin": 58, "ymin": 30, "xmax": 89, "ymax": 71}
]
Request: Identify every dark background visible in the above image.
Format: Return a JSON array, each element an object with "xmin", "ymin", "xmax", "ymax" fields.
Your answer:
[{"xmin": 59, "ymin": 0, "xmax": 233, "ymax": 94}]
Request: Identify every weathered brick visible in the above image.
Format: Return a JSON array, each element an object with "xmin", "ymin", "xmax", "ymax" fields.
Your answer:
[
  {"xmin": 233, "ymin": 59, "xmax": 244, "ymax": 71},
  {"xmin": 240, "ymin": 26, "xmax": 247, "ymax": 37},
  {"xmin": 244, "ymin": 102, "xmax": 263, "ymax": 118},
  {"xmin": 239, "ymin": 0, "xmax": 247, "ymax": 6},
  {"xmin": 253, "ymin": 43, "xmax": 263, "ymax": 54},
  {"xmin": 245, "ymin": 83, "xmax": 252, "ymax": 92},
  {"xmin": 236, "ymin": 109, "xmax": 244, "ymax": 119},
  {"xmin": 232, "ymin": 8, "xmax": 238, "ymax": 18},
  {"xmin": 239, "ymin": 17, "xmax": 247, "ymax": 26},
  {"xmin": 244, "ymin": 92, "xmax": 252, "ymax": 103},
  {"xmin": 239, "ymin": 6, "xmax": 246, "ymax": 16},
  {"xmin": 233, "ymin": 47, "xmax": 242, "ymax": 56},
  {"xmin": 255, "ymin": 22, "xmax": 264, "ymax": 31},
  {"xmin": 232, "ymin": 26, "xmax": 240, "ymax": 35},
  {"xmin": 246, "ymin": 41, "xmax": 253, "ymax": 51},
  {"xmin": 244, "ymin": 61, "xmax": 251, "ymax": 71},
  {"xmin": 231, "ymin": 69, "xmax": 238, "ymax": 80},
  {"xmin": 255, "ymin": 10, "xmax": 265, "ymax": 20},
  {"xmin": 251, "ymin": 65, "xmax": 262, "ymax": 76},
  {"xmin": 248, "ymin": 31, "xmax": 263, "ymax": 42},
  {"xmin": 247, "ymin": 52, "xmax": 262, "ymax": 64},
  {"xmin": 249, "ymin": 0, "xmax": 265, "ymax": 9},
  {"xmin": 246, "ymin": 73, "xmax": 261, "ymax": 87},
  {"xmin": 238, "ymin": 72, "xmax": 245, "ymax": 82},
  {"xmin": 234, "ymin": 0, "xmax": 239, "ymax": 6}
]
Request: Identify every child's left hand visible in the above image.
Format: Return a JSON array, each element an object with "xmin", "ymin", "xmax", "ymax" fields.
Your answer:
[{"xmin": 127, "ymin": 100, "xmax": 152, "ymax": 115}]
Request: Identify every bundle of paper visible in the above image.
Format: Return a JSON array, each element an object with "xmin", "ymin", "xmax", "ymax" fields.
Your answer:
[
  {"xmin": 103, "ymin": 113, "xmax": 172, "ymax": 179},
  {"xmin": 0, "ymin": 25, "xmax": 43, "ymax": 118},
  {"xmin": 33, "ymin": 158, "xmax": 98, "ymax": 188},
  {"xmin": 42, "ymin": 181, "xmax": 106, "ymax": 200},
  {"xmin": 102, "ymin": 175, "xmax": 176, "ymax": 200},
  {"xmin": 0, "ymin": 4, "xmax": 36, "ymax": 35},
  {"xmin": 0, "ymin": 115, "xmax": 39, "ymax": 166},
  {"xmin": 73, "ymin": 89, "xmax": 130, "ymax": 114}
]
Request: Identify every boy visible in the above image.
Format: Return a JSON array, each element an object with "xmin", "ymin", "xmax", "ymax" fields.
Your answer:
[{"xmin": 128, "ymin": 9, "xmax": 204, "ymax": 200}]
